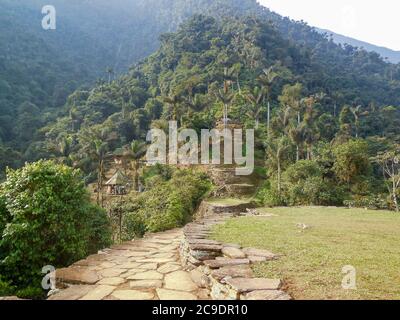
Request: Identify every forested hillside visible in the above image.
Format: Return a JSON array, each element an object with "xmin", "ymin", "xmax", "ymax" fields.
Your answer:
[
  {"xmin": 1, "ymin": 1, "xmax": 400, "ymax": 298},
  {"xmin": 1, "ymin": 0, "xmax": 400, "ymax": 181},
  {"xmin": 39, "ymin": 14, "xmax": 400, "ymax": 209}
]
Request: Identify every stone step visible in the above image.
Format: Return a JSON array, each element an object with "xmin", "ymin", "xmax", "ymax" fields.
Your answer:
[
  {"xmin": 204, "ymin": 258, "xmax": 250, "ymax": 269},
  {"xmin": 225, "ymin": 278, "xmax": 282, "ymax": 293},
  {"xmin": 211, "ymin": 265, "xmax": 254, "ymax": 282}
]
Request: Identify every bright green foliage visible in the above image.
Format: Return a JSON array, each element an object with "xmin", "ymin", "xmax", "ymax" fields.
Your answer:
[
  {"xmin": 333, "ymin": 140, "xmax": 372, "ymax": 184},
  {"xmin": 0, "ymin": 160, "xmax": 111, "ymax": 292},
  {"xmin": 123, "ymin": 169, "xmax": 212, "ymax": 236},
  {"xmin": 280, "ymin": 161, "xmax": 343, "ymax": 206}
]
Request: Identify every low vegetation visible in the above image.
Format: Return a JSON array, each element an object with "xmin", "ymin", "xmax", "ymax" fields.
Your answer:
[
  {"xmin": 211, "ymin": 207, "xmax": 400, "ymax": 300},
  {"xmin": 0, "ymin": 161, "xmax": 112, "ymax": 298},
  {"xmin": 108, "ymin": 166, "xmax": 212, "ymax": 241}
]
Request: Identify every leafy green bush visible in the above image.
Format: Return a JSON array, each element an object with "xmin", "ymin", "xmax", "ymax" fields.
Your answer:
[
  {"xmin": 282, "ymin": 161, "xmax": 345, "ymax": 206},
  {"xmin": 333, "ymin": 140, "xmax": 372, "ymax": 185},
  {"xmin": 0, "ymin": 277, "xmax": 15, "ymax": 297},
  {"xmin": 123, "ymin": 169, "xmax": 212, "ymax": 236},
  {"xmin": 255, "ymin": 180, "xmax": 285, "ymax": 207},
  {"xmin": 0, "ymin": 160, "xmax": 111, "ymax": 295},
  {"xmin": 344, "ymin": 195, "xmax": 390, "ymax": 210}
]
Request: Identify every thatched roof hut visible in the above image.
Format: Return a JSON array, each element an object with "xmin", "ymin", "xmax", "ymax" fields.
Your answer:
[
  {"xmin": 105, "ymin": 170, "xmax": 129, "ymax": 186},
  {"xmin": 105, "ymin": 170, "xmax": 130, "ymax": 195}
]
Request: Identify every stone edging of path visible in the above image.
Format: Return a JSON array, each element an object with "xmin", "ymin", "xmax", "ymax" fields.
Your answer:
[{"xmin": 180, "ymin": 200, "xmax": 292, "ymax": 300}]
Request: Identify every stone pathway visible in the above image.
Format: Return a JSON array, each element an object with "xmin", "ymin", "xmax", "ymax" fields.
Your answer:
[
  {"xmin": 49, "ymin": 229, "xmax": 208, "ymax": 300},
  {"xmin": 180, "ymin": 203, "xmax": 291, "ymax": 301},
  {"xmin": 49, "ymin": 198, "xmax": 291, "ymax": 301}
]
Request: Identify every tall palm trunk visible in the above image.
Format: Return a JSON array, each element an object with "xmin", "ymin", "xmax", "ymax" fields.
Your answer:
[
  {"xmin": 100, "ymin": 158, "xmax": 104, "ymax": 207},
  {"xmin": 267, "ymin": 100, "xmax": 271, "ymax": 136},
  {"xmin": 296, "ymin": 111, "xmax": 301, "ymax": 161},
  {"xmin": 132, "ymin": 160, "xmax": 140, "ymax": 192},
  {"xmin": 277, "ymin": 158, "xmax": 282, "ymax": 198},
  {"xmin": 393, "ymin": 179, "xmax": 399, "ymax": 212}
]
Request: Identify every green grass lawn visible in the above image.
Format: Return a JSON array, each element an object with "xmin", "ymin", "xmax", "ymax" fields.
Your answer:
[{"xmin": 211, "ymin": 206, "xmax": 400, "ymax": 300}]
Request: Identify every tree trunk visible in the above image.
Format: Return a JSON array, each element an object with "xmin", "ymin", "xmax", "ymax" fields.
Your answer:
[
  {"xmin": 267, "ymin": 101, "xmax": 271, "ymax": 136},
  {"xmin": 237, "ymin": 75, "xmax": 241, "ymax": 94},
  {"xmin": 97, "ymin": 160, "xmax": 102, "ymax": 205},
  {"xmin": 133, "ymin": 161, "xmax": 140, "ymax": 192},
  {"xmin": 277, "ymin": 158, "xmax": 281, "ymax": 197},
  {"xmin": 296, "ymin": 145, "xmax": 300, "ymax": 162},
  {"xmin": 100, "ymin": 159, "xmax": 104, "ymax": 207},
  {"xmin": 393, "ymin": 181, "xmax": 399, "ymax": 212}
]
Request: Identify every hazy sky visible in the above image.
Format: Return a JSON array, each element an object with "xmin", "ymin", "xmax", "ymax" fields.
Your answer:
[{"xmin": 258, "ymin": 0, "xmax": 400, "ymax": 51}]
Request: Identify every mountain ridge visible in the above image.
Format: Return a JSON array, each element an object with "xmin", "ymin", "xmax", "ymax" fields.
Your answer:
[{"xmin": 316, "ymin": 27, "xmax": 400, "ymax": 64}]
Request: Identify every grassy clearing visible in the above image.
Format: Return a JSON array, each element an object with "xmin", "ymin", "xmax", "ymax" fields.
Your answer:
[{"xmin": 211, "ymin": 206, "xmax": 400, "ymax": 300}]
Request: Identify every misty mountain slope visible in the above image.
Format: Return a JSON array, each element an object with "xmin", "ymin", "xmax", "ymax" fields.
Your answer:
[
  {"xmin": 1, "ymin": 0, "xmax": 400, "ymax": 176},
  {"xmin": 42, "ymin": 15, "xmax": 400, "ymax": 166},
  {"xmin": 317, "ymin": 28, "xmax": 400, "ymax": 64}
]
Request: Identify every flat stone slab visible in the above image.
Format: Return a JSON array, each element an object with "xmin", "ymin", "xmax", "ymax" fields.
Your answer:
[
  {"xmin": 242, "ymin": 248, "xmax": 276, "ymax": 260},
  {"xmin": 222, "ymin": 247, "xmax": 246, "ymax": 259},
  {"xmin": 187, "ymin": 239, "xmax": 222, "ymax": 246},
  {"xmin": 97, "ymin": 277, "xmax": 126, "ymax": 286},
  {"xmin": 223, "ymin": 243, "xmax": 242, "ymax": 249},
  {"xmin": 225, "ymin": 278, "xmax": 282, "ymax": 293},
  {"xmin": 48, "ymin": 285, "xmax": 92, "ymax": 300},
  {"xmin": 137, "ymin": 263, "xmax": 158, "ymax": 270},
  {"xmin": 80, "ymin": 285, "xmax": 115, "ymax": 300},
  {"xmin": 248, "ymin": 256, "xmax": 267, "ymax": 263},
  {"xmin": 189, "ymin": 244, "xmax": 223, "ymax": 252},
  {"xmin": 137, "ymin": 258, "xmax": 175, "ymax": 264},
  {"xmin": 164, "ymin": 271, "xmax": 198, "ymax": 292},
  {"xmin": 204, "ymin": 258, "xmax": 250, "ymax": 269},
  {"xmin": 112, "ymin": 290, "xmax": 154, "ymax": 300},
  {"xmin": 56, "ymin": 267, "xmax": 100, "ymax": 285},
  {"xmin": 190, "ymin": 268, "xmax": 210, "ymax": 288},
  {"xmin": 241, "ymin": 290, "xmax": 291, "ymax": 300},
  {"xmin": 117, "ymin": 262, "xmax": 143, "ymax": 269},
  {"xmin": 130, "ymin": 280, "xmax": 163, "ymax": 289},
  {"xmin": 127, "ymin": 270, "xmax": 163, "ymax": 280},
  {"xmin": 157, "ymin": 263, "xmax": 181, "ymax": 274},
  {"xmin": 156, "ymin": 289, "xmax": 197, "ymax": 300},
  {"xmin": 211, "ymin": 265, "xmax": 254, "ymax": 282},
  {"xmin": 99, "ymin": 268, "xmax": 127, "ymax": 278}
]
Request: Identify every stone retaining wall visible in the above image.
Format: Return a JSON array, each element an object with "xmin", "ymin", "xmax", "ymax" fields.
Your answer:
[{"xmin": 180, "ymin": 200, "xmax": 291, "ymax": 300}]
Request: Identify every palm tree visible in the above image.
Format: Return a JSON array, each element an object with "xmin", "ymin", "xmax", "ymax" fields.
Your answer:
[
  {"xmin": 258, "ymin": 67, "xmax": 278, "ymax": 136},
  {"xmin": 350, "ymin": 105, "xmax": 365, "ymax": 138},
  {"xmin": 245, "ymin": 87, "xmax": 264, "ymax": 129},
  {"xmin": 106, "ymin": 67, "xmax": 114, "ymax": 83},
  {"xmin": 163, "ymin": 94, "xmax": 183, "ymax": 124},
  {"xmin": 56, "ymin": 134, "xmax": 74, "ymax": 165},
  {"xmin": 279, "ymin": 83, "xmax": 303, "ymax": 160},
  {"xmin": 79, "ymin": 127, "xmax": 111, "ymax": 206},
  {"xmin": 126, "ymin": 140, "xmax": 147, "ymax": 192},
  {"xmin": 266, "ymin": 136, "xmax": 291, "ymax": 199},
  {"xmin": 302, "ymin": 98, "xmax": 320, "ymax": 160},
  {"xmin": 183, "ymin": 94, "xmax": 209, "ymax": 126},
  {"xmin": 214, "ymin": 68, "xmax": 235, "ymax": 129}
]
